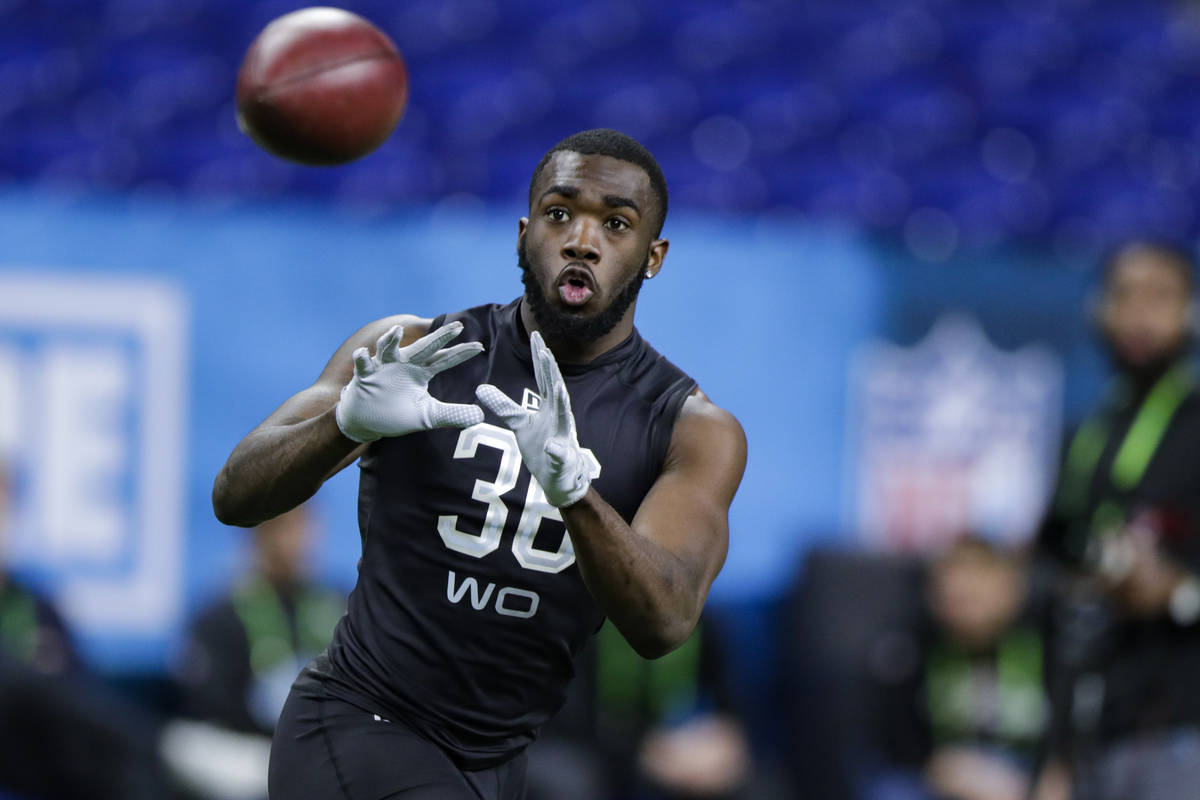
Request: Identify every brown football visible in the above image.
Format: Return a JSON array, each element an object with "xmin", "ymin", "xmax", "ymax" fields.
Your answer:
[{"xmin": 235, "ymin": 7, "xmax": 408, "ymax": 166}]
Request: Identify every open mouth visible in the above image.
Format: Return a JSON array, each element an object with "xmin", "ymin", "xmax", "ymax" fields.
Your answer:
[{"xmin": 556, "ymin": 265, "xmax": 596, "ymax": 307}]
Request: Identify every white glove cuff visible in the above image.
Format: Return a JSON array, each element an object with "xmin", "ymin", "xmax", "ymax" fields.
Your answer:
[
  {"xmin": 554, "ymin": 482, "xmax": 588, "ymax": 506},
  {"xmin": 551, "ymin": 473, "xmax": 591, "ymax": 509},
  {"xmin": 334, "ymin": 394, "xmax": 378, "ymax": 444}
]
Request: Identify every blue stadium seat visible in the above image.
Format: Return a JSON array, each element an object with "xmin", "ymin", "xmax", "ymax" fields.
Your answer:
[{"xmin": 4, "ymin": 0, "xmax": 1200, "ymax": 250}]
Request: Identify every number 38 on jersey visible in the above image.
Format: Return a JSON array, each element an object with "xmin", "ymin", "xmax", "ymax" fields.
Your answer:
[{"xmin": 436, "ymin": 423, "xmax": 602, "ymax": 574}]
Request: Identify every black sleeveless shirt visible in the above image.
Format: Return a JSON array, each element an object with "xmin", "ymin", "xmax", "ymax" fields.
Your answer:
[{"xmin": 317, "ymin": 300, "xmax": 696, "ymax": 768}]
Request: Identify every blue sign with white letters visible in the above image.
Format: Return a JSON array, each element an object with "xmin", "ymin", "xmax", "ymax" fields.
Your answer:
[{"xmin": 0, "ymin": 272, "xmax": 187, "ymax": 658}]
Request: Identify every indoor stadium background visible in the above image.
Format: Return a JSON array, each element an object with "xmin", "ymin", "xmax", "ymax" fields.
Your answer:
[{"xmin": 1, "ymin": 0, "xmax": 1197, "ymax": 796}]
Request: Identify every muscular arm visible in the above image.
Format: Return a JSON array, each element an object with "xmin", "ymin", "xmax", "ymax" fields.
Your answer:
[
  {"xmin": 562, "ymin": 390, "xmax": 746, "ymax": 658},
  {"xmin": 212, "ymin": 315, "xmax": 431, "ymax": 527}
]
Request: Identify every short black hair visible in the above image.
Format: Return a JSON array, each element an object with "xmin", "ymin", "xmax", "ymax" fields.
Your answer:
[
  {"xmin": 1101, "ymin": 239, "xmax": 1197, "ymax": 296},
  {"xmin": 528, "ymin": 129, "xmax": 669, "ymax": 236}
]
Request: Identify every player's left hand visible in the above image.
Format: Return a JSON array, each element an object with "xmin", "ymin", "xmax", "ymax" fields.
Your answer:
[{"xmin": 475, "ymin": 331, "xmax": 592, "ymax": 508}]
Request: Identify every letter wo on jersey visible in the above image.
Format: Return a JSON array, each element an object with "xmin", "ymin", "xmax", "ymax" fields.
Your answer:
[{"xmin": 446, "ymin": 570, "xmax": 539, "ymax": 619}]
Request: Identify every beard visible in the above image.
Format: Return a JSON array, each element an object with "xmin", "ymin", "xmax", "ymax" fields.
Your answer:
[{"xmin": 518, "ymin": 239, "xmax": 647, "ymax": 347}]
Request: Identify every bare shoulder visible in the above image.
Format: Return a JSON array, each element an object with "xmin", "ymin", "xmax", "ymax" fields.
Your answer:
[
  {"xmin": 254, "ymin": 313, "xmax": 435, "ymax": 431},
  {"xmin": 665, "ymin": 388, "xmax": 747, "ymax": 496},
  {"xmin": 345, "ymin": 313, "xmax": 433, "ymax": 355},
  {"xmin": 313, "ymin": 313, "xmax": 433, "ymax": 388},
  {"xmin": 677, "ymin": 387, "xmax": 743, "ymax": 434}
]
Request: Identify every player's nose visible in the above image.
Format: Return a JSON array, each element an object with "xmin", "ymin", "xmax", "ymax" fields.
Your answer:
[{"xmin": 561, "ymin": 218, "xmax": 601, "ymax": 263}]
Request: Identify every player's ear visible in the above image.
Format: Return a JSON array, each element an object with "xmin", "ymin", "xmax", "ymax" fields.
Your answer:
[
  {"xmin": 644, "ymin": 238, "xmax": 669, "ymax": 279},
  {"xmin": 517, "ymin": 217, "xmax": 528, "ymax": 252}
]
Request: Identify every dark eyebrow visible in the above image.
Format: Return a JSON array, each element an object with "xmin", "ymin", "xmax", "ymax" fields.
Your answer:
[
  {"xmin": 603, "ymin": 195, "xmax": 640, "ymax": 216},
  {"xmin": 538, "ymin": 185, "xmax": 641, "ymax": 217},
  {"xmin": 540, "ymin": 184, "xmax": 580, "ymax": 201}
]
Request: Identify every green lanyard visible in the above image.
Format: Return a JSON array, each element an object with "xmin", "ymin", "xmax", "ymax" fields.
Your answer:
[
  {"xmin": 596, "ymin": 619, "xmax": 702, "ymax": 723},
  {"xmin": 231, "ymin": 578, "xmax": 342, "ymax": 677},
  {"xmin": 926, "ymin": 627, "xmax": 1044, "ymax": 746},
  {"xmin": 0, "ymin": 584, "xmax": 38, "ymax": 662},
  {"xmin": 1055, "ymin": 364, "xmax": 1194, "ymax": 539}
]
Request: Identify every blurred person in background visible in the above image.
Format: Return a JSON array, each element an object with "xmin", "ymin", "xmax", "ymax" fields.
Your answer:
[
  {"xmin": 175, "ymin": 502, "xmax": 344, "ymax": 735},
  {"xmin": 0, "ymin": 458, "xmax": 163, "ymax": 799},
  {"xmin": 1034, "ymin": 241, "xmax": 1200, "ymax": 800},
  {"xmin": 865, "ymin": 535, "xmax": 1048, "ymax": 800},
  {"xmin": 164, "ymin": 502, "xmax": 344, "ymax": 799},
  {"xmin": 526, "ymin": 615, "xmax": 754, "ymax": 800}
]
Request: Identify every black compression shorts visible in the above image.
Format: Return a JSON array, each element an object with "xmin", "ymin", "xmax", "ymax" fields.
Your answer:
[{"xmin": 269, "ymin": 673, "xmax": 527, "ymax": 800}]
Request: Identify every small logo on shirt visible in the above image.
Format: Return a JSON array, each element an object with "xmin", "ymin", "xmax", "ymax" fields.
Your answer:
[{"xmin": 521, "ymin": 388, "xmax": 541, "ymax": 412}]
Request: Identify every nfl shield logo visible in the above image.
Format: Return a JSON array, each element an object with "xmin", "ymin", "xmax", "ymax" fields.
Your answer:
[{"xmin": 848, "ymin": 314, "xmax": 1062, "ymax": 551}]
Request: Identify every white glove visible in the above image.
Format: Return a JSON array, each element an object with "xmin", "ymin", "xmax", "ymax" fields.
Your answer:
[
  {"xmin": 335, "ymin": 321, "xmax": 485, "ymax": 443},
  {"xmin": 475, "ymin": 331, "xmax": 593, "ymax": 508}
]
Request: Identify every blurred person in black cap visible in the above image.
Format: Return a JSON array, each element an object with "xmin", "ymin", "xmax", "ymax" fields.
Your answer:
[
  {"xmin": 865, "ymin": 535, "xmax": 1049, "ymax": 800},
  {"xmin": 1033, "ymin": 241, "xmax": 1200, "ymax": 800},
  {"xmin": 0, "ymin": 457, "xmax": 162, "ymax": 799}
]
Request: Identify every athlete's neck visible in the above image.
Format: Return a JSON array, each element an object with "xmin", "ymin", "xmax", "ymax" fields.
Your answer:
[{"xmin": 517, "ymin": 298, "xmax": 636, "ymax": 364}]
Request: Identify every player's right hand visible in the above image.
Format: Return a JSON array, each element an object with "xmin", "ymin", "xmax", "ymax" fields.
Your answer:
[{"xmin": 334, "ymin": 321, "xmax": 485, "ymax": 443}]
